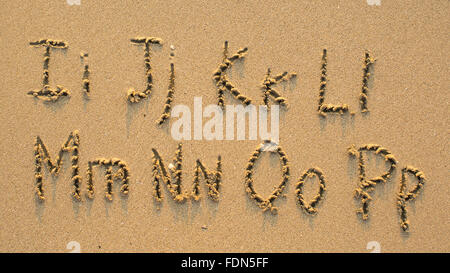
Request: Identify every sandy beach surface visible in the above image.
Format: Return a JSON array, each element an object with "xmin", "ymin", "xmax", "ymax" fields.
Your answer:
[{"xmin": 0, "ymin": 0, "xmax": 448, "ymax": 252}]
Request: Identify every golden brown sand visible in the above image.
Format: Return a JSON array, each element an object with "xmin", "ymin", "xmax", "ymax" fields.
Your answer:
[{"xmin": 0, "ymin": 0, "xmax": 449, "ymax": 252}]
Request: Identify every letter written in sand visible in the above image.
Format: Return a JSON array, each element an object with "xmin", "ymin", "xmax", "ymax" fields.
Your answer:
[{"xmin": 245, "ymin": 140, "xmax": 289, "ymax": 214}]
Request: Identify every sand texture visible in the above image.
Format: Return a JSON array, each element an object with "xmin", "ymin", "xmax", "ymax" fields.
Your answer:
[{"xmin": 0, "ymin": 0, "xmax": 449, "ymax": 252}]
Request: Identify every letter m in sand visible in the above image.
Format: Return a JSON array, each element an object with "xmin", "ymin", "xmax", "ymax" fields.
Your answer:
[{"xmin": 33, "ymin": 130, "xmax": 81, "ymax": 201}]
